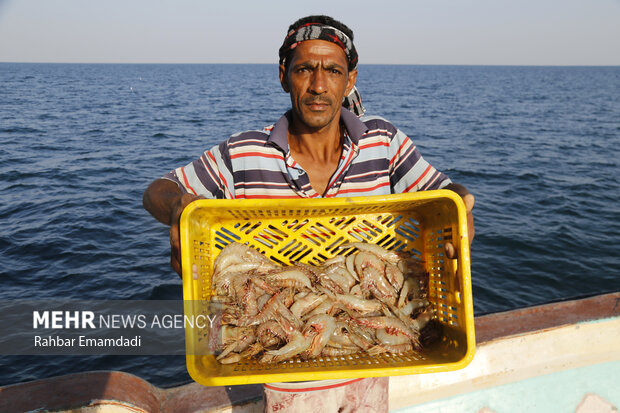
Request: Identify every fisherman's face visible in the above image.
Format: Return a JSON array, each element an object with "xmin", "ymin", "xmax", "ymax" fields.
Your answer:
[{"xmin": 280, "ymin": 40, "xmax": 357, "ymax": 132}]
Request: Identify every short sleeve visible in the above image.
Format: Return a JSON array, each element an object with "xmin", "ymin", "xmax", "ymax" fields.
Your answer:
[
  {"xmin": 162, "ymin": 141, "xmax": 234, "ymax": 199},
  {"xmin": 388, "ymin": 128, "xmax": 451, "ymax": 193}
]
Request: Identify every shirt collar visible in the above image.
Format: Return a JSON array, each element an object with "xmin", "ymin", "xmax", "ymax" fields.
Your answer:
[{"xmin": 267, "ymin": 108, "xmax": 369, "ymax": 153}]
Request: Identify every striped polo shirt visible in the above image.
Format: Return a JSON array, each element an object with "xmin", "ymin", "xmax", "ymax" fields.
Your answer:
[{"xmin": 163, "ymin": 109, "xmax": 451, "ymax": 199}]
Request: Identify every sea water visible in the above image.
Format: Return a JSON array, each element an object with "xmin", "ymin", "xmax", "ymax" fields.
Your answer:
[{"xmin": 1, "ymin": 63, "xmax": 619, "ymax": 386}]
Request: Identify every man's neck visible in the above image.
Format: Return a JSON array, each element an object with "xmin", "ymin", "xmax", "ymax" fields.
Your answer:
[
  {"xmin": 287, "ymin": 113, "xmax": 345, "ymax": 195},
  {"xmin": 287, "ymin": 113, "xmax": 344, "ymax": 165}
]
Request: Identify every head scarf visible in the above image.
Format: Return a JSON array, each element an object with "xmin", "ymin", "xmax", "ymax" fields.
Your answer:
[
  {"xmin": 278, "ymin": 22, "xmax": 358, "ymax": 71},
  {"xmin": 278, "ymin": 22, "xmax": 365, "ymax": 116}
]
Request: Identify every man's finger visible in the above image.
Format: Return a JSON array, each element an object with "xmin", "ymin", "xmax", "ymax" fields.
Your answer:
[
  {"xmin": 445, "ymin": 242, "xmax": 457, "ymax": 259},
  {"xmin": 463, "ymin": 193, "xmax": 475, "ymax": 213}
]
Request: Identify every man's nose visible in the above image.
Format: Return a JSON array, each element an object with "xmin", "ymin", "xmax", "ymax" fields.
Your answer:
[{"xmin": 309, "ymin": 69, "xmax": 327, "ymax": 94}]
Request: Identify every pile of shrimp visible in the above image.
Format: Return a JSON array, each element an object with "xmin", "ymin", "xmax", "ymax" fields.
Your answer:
[{"xmin": 210, "ymin": 242, "xmax": 435, "ymax": 364}]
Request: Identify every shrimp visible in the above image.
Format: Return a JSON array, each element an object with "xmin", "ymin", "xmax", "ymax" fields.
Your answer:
[
  {"xmin": 349, "ymin": 284, "xmax": 363, "ymax": 297},
  {"xmin": 294, "ymin": 291, "xmax": 310, "ymax": 300},
  {"xmin": 260, "ymin": 312, "xmax": 312, "ymax": 363},
  {"xmin": 346, "ymin": 324, "xmax": 376, "ymax": 350},
  {"xmin": 221, "ymin": 304, "xmax": 242, "ymax": 326},
  {"xmin": 250, "ymin": 277, "xmax": 278, "ymax": 295},
  {"xmin": 355, "ymin": 252, "xmax": 398, "ymax": 305},
  {"xmin": 217, "ymin": 353, "xmax": 243, "ymax": 364},
  {"xmin": 327, "ymin": 321, "xmax": 366, "ymax": 349},
  {"xmin": 367, "ymin": 342, "xmax": 413, "ymax": 356},
  {"xmin": 320, "ymin": 255, "xmax": 346, "ymax": 266},
  {"xmin": 302, "ymin": 314, "xmax": 337, "ymax": 358},
  {"xmin": 257, "ymin": 320, "xmax": 286, "ymax": 347},
  {"xmin": 221, "ymin": 326, "xmax": 254, "ymax": 346},
  {"xmin": 239, "ymin": 342, "xmax": 265, "ymax": 358},
  {"xmin": 317, "ymin": 275, "xmax": 345, "ymax": 295},
  {"xmin": 264, "ymin": 268, "xmax": 315, "ymax": 291},
  {"xmin": 327, "ymin": 332, "xmax": 355, "ymax": 349},
  {"xmin": 211, "ymin": 242, "xmax": 434, "ymax": 365},
  {"xmin": 217, "ymin": 326, "xmax": 256, "ymax": 360},
  {"xmin": 410, "ymin": 308, "xmax": 434, "ymax": 331},
  {"xmin": 212, "ymin": 271, "xmax": 246, "ymax": 296},
  {"xmin": 352, "ymin": 316, "xmax": 420, "ymax": 346},
  {"xmin": 238, "ymin": 278, "xmax": 259, "ymax": 317},
  {"xmin": 256, "ymin": 292, "xmax": 271, "ymax": 311},
  {"xmin": 383, "ymin": 302, "xmax": 427, "ymax": 336},
  {"xmin": 322, "ymin": 263, "xmax": 357, "ymax": 292},
  {"xmin": 322, "ymin": 346, "xmax": 359, "ymax": 356},
  {"xmin": 302, "ymin": 297, "xmax": 336, "ymax": 319},
  {"xmin": 376, "ymin": 328, "xmax": 410, "ymax": 346},
  {"xmin": 259, "ymin": 331, "xmax": 312, "ymax": 363},
  {"xmin": 400, "ymin": 298, "xmax": 430, "ymax": 316},
  {"xmin": 290, "ymin": 293, "xmax": 327, "ymax": 318},
  {"xmin": 345, "ymin": 254, "xmax": 359, "ymax": 282},
  {"xmin": 384, "ymin": 262, "xmax": 404, "ymax": 292},
  {"xmin": 213, "ymin": 243, "xmax": 279, "ymax": 276},
  {"xmin": 239, "ymin": 288, "xmax": 300, "ymax": 328},
  {"xmin": 332, "ymin": 293, "xmax": 382, "ymax": 314},
  {"xmin": 398, "ymin": 258, "xmax": 427, "ymax": 278},
  {"xmin": 398, "ymin": 277, "xmax": 422, "ymax": 308},
  {"xmin": 340, "ymin": 242, "xmax": 401, "ymax": 264}
]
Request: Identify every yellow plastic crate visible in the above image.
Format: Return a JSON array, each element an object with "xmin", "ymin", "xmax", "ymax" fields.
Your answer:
[{"xmin": 180, "ymin": 190, "xmax": 475, "ymax": 386}]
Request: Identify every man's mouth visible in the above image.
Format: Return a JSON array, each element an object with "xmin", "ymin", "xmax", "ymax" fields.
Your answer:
[{"xmin": 305, "ymin": 100, "xmax": 331, "ymax": 110}]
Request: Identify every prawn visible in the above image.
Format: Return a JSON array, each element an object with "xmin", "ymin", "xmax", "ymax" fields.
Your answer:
[
  {"xmin": 216, "ymin": 326, "xmax": 256, "ymax": 360},
  {"xmin": 302, "ymin": 314, "xmax": 337, "ymax": 358},
  {"xmin": 398, "ymin": 277, "xmax": 422, "ymax": 308},
  {"xmin": 322, "ymin": 346, "xmax": 359, "ymax": 356},
  {"xmin": 217, "ymin": 353, "xmax": 243, "ymax": 364},
  {"xmin": 331, "ymin": 293, "xmax": 382, "ymax": 314},
  {"xmin": 367, "ymin": 342, "xmax": 414, "ymax": 356},
  {"xmin": 213, "ymin": 243, "xmax": 279, "ymax": 276},
  {"xmin": 290, "ymin": 293, "xmax": 327, "ymax": 318},
  {"xmin": 322, "ymin": 263, "xmax": 357, "ymax": 292},
  {"xmin": 260, "ymin": 312, "xmax": 312, "ymax": 363},
  {"xmin": 239, "ymin": 289, "xmax": 300, "ymax": 328},
  {"xmin": 376, "ymin": 328, "xmax": 410, "ymax": 346},
  {"xmin": 345, "ymin": 254, "xmax": 360, "ymax": 282},
  {"xmin": 352, "ymin": 316, "xmax": 420, "ymax": 346},
  {"xmin": 384, "ymin": 262, "xmax": 404, "ymax": 292},
  {"xmin": 264, "ymin": 268, "xmax": 315, "ymax": 291},
  {"xmin": 410, "ymin": 308, "xmax": 434, "ymax": 331},
  {"xmin": 355, "ymin": 252, "xmax": 398, "ymax": 305},
  {"xmin": 400, "ymin": 298, "xmax": 430, "ymax": 316},
  {"xmin": 257, "ymin": 320, "xmax": 286, "ymax": 348},
  {"xmin": 340, "ymin": 242, "xmax": 401, "ymax": 264}
]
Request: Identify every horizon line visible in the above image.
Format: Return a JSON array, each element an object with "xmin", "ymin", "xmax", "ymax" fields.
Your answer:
[{"xmin": 2, "ymin": 61, "xmax": 620, "ymax": 68}]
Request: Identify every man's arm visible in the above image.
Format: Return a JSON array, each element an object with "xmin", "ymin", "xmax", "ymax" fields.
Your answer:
[
  {"xmin": 443, "ymin": 182, "xmax": 475, "ymax": 258},
  {"xmin": 143, "ymin": 179, "xmax": 201, "ymax": 276}
]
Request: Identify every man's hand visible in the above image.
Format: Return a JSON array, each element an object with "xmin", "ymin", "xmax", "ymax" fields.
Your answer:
[
  {"xmin": 443, "ymin": 183, "xmax": 475, "ymax": 259},
  {"xmin": 168, "ymin": 193, "xmax": 202, "ymax": 276},
  {"xmin": 143, "ymin": 179, "xmax": 203, "ymax": 277}
]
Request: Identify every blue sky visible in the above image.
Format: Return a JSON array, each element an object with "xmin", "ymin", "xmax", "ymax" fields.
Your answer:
[{"xmin": 0, "ymin": 0, "xmax": 619, "ymax": 65}]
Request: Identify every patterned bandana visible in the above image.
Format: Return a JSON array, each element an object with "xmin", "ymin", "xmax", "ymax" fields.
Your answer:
[
  {"xmin": 279, "ymin": 22, "xmax": 364, "ymax": 116},
  {"xmin": 278, "ymin": 23, "xmax": 359, "ymax": 70},
  {"xmin": 343, "ymin": 86, "xmax": 366, "ymax": 116}
]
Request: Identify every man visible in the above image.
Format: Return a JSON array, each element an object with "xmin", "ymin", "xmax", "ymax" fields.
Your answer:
[{"xmin": 143, "ymin": 15, "xmax": 474, "ymax": 411}]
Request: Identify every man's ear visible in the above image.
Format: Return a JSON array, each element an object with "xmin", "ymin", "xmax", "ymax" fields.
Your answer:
[
  {"xmin": 279, "ymin": 64, "xmax": 289, "ymax": 93},
  {"xmin": 345, "ymin": 69, "xmax": 358, "ymax": 96}
]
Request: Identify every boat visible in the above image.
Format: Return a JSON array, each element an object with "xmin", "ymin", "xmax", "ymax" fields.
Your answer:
[{"xmin": 1, "ymin": 291, "xmax": 619, "ymax": 412}]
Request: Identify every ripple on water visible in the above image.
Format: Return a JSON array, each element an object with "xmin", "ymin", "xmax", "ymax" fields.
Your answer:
[{"xmin": 1, "ymin": 63, "xmax": 619, "ymax": 386}]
